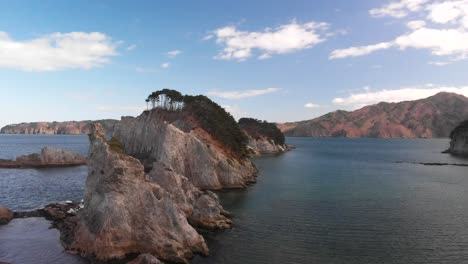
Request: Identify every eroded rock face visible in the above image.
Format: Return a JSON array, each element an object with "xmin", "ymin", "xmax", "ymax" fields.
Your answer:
[
  {"xmin": 71, "ymin": 128, "xmax": 208, "ymax": 263},
  {"xmin": 247, "ymin": 137, "xmax": 287, "ymax": 155},
  {"xmin": 0, "ymin": 206, "xmax": 13, "ymax": 225},
  {"xmin": 447, "ymin": 120, "xmax": 468, "ymax": 155},
  {"xmin": 113, "ymin": 110, "xmax": 257, "ymax": 189},
  {"xmin": 148, "ymin": 162, "xmax": 232, "ymax": 230}
]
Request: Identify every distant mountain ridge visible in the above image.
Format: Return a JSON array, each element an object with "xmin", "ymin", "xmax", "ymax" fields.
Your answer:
[
  {"xmin": 0, "ymin": 119, "xmax": 118, "ymax": 135},
  {"xmin": 278, "ymin": 92, "xmax": 468, "ymax": 138}
]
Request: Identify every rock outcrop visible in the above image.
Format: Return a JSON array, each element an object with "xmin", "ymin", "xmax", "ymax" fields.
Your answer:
[
  {"xmin": 0, "ymin": 206, "xmax": 13, "ymax": 225},
  {"xmin": 68, "ymin": 125, "xmax": 237, "ymax": 263},
  {"xmin": 446, "ymin": 120, "xmax": 468, "ymax": 155},
  {"xmin": 278, "ymin": 92, "xmax": 468, "ymax": 138},
  {"xmin": 113, "ymin": 109, "xmax": 257, "ymax": 189},
  {"xmin": 0, "ymin": 119, "xmax": 118, "ymax": 135},
  {"xmin": 0, "ymin": 147, "xmax": 86, "ymax": 168},
  {"xmin": 239, "ymin": 118, "xmax": 288, "ymax": 155},
  {"xmin": 246, "ymin": 137, "xmax": 288, "ymax": 155}
]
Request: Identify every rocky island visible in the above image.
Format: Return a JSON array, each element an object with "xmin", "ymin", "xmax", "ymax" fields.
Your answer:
[
  {"xmin": 0, "ymin": 119, "xmax": 118, "ymax": 135},
  {"xmin": 4, "ymin": 89, "xmax": 290, "ymax": 264},
  {"xmin": 445, "ymin": 120, "xmax": 468, "ymax": 155},
  {"xmin": 0, "ymin": 147, "xmax": 86, "ymax": 168}
]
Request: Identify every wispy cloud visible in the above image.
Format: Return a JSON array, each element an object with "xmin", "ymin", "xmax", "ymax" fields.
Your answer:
[
  {"xmin": 369, "ymin": 0, "xmax": 428, "ymax": 18},
  {"xmin": 126, "ymin": 44, "xmax": 137, "ymax": 51},
  {"xmin": 332, "ymin": 85, "xmax": 468, "ymax": 109},
  {"xmin": 208, "ymin": 20, "xmax": 330, "ymax": 61},
  {"xmin": 161, "ymin": 62, "xmax": 170, "ymax": 68},
  {"xmin": 331, "ymin": 0, "xmax": 468, "ymax": 63},
  {"xmin": 0, "ymin": 31, "xmax": 118, "ymax": 71},
  {"xmin": 207, "ymin": 88, "xmax": 282, "ymax": 99},
  {"xmin": 167, "ymin": 50, "xmax": 182, "ymax": 57},
  {"xmin": 304, "ymin": 103, "xmax": 321, "ymax": 108},
  {"xmin": 330, "ymin": 42, "xmax": 394, "ymax": 59}
]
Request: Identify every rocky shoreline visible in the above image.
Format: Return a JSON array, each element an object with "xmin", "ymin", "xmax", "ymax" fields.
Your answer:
[{"xmin": 0, "ymin": 90, "xmax": 291, "ymax": 264}]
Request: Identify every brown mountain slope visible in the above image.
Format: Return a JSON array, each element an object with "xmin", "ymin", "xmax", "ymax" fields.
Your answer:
[{"xmin": 279, "ymin": 92, "xmax": 468, "ymax": 138}]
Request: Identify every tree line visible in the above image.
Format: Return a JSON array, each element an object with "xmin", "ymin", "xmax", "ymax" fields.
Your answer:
[{"xmin": 145, "ymin": 89, "xmax": 249, "ymax": 158}]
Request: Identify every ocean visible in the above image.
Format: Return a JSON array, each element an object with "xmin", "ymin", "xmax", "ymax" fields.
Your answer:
[{"xmin": 1, "ymin": 135, "xmax": 468, "ymax": 264}]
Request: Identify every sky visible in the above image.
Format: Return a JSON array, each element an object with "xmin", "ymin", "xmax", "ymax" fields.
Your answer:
[{"xmin": 1, "ymin": 0, "xmax": 468, "ymax": 128}]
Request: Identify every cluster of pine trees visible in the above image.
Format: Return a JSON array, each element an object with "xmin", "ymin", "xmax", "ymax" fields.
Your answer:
[{"xmin": 145, "ymin": 89, "xmax": 249, "ymax": 158}]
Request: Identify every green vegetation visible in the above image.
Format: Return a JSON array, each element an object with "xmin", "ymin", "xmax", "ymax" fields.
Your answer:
[
  {"xmin": 145, "ymin": 90, "xmax": 249, "ymax": 158},
  {"xmin": 107, "ymin": 137, "xmax": 124, "ymax": 154},
  {"xmin": 238, "ymin": 118, "xmax": 285, "ymax": 146},
  {"xmin": 146, "ymin": 89, "xmax": 184, "ymax": 111}
]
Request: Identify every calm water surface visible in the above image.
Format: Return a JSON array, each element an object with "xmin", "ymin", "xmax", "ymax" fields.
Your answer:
[
  {"xmin": 1, "ymin": 135, "xmax": 468, "ymax": 264},
  {"xmin": 0, "ymin": 135, "xmax": 88, "ymax": 210},
  {"xmin": 194, "ymin": 138, "xmax": 468, "ymax": 264}
]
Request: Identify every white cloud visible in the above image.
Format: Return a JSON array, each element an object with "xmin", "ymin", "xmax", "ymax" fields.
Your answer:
[
  {"xmin": 207, "ymin": 88, "xmax": 281, "ymax": 99},
  {"xmin": 161, "ymin": 62, "xmax": 170, "ymax": 68},
  {"xmin": 332, "ymin": 1, "xmax": 468, "ymax": 61},
  {"xmin": 427, "ymin": 1, "xmax": 467, "ymax": 24},
  {"xmin": 167, "ymin": 50, "xmax": 182, "ymax": 57},
  {"xmin": 332, "ymin": 85, "xmax": 468, "ymax": 109},
  {"xmin": 126, "ymin": 44, "xmax": 137, "ymax": 51},
  {"xmin": 258, "ymin": 53, "xmax": 272, "ymax": 60},
  {"xmin": 222, "ymin": 105, "xmax": 248, "ymax": 120},
  {"xmin": 407, "ymin": 20, "xmax": 426, "ymax": 29},
  {"xmin": 210, "ymin": 20, "xmax": 329, "ymax": 61},
  {"xmin": 330, "ymin": 42, "xmax": 394, "ymax": 59},
  {"xmin": 304, "ymin": 103, "xmax": 321, "ymax": 108},
  {"xmin": 395, "ymin": 27, "xmax": 468, "ymax": 57},
  {"xmin": 0, "ymin": 31, "xmax": 118, "ymax": 71},
  {"xmin": 370, "ymin": 0, "xmax": 429, "ymax": 18},
  {"xmin": 203, "ymin": 34, "xmax": 214, "ymax": 41},
  {"xmin": 429, "ymin": 60, "xmax": 452, "ymax": 65}
]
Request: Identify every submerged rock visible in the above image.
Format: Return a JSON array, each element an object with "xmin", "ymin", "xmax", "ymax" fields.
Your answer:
[
  {"xmin": 0, "ymin": 147, "xmax": 86, "ymax": 168},
  {"xmin": 446, "ymin": 120, "xmax": 468, "ymax": 155},
  {"xmin": 0, "ymin": 206, "xmax": 14, "ymax": 225}
]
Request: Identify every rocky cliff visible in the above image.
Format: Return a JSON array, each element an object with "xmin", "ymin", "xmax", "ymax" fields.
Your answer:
[
  {"xmin": 113, "ymin": 109, "xmax": 257, "ymax": 190},
  {"xmin": 239, "ymin": 118, "xmax": 288, "ymax": 155},
  {"xmin": 279, "ymin": 92, "xmax": 468, "ymax": 138},
  {"xmin": 69, "ymin": 128, "xmax": 218, "ymax": 263},
  {"xmin": 56, "ymin": 90, "xmax": 289, "ymax": 263},
  {"xmin": 0, "ymin": 119, "xmax": 118, "ymax": 135},
  {"xmin": 446, "ymin": 120, "xmax": 468, "ymax": 155}
]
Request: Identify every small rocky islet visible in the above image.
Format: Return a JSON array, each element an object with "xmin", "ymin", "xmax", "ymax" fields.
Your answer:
[
  {"xmin": 445, "ymin": 120, "xmax": 468, "ymax": 155},
  {"xmin": 0, "ymin": 147, "xmax": 86, "ymax": 168},
  {"xmin": 1, "ymin": 89, "xmax": 290, "ymax": 264}
]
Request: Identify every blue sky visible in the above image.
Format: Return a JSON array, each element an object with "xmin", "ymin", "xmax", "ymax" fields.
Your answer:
[{"xmin": 1, "ymin": 0, "xmax": 468, "ymax": 128}]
